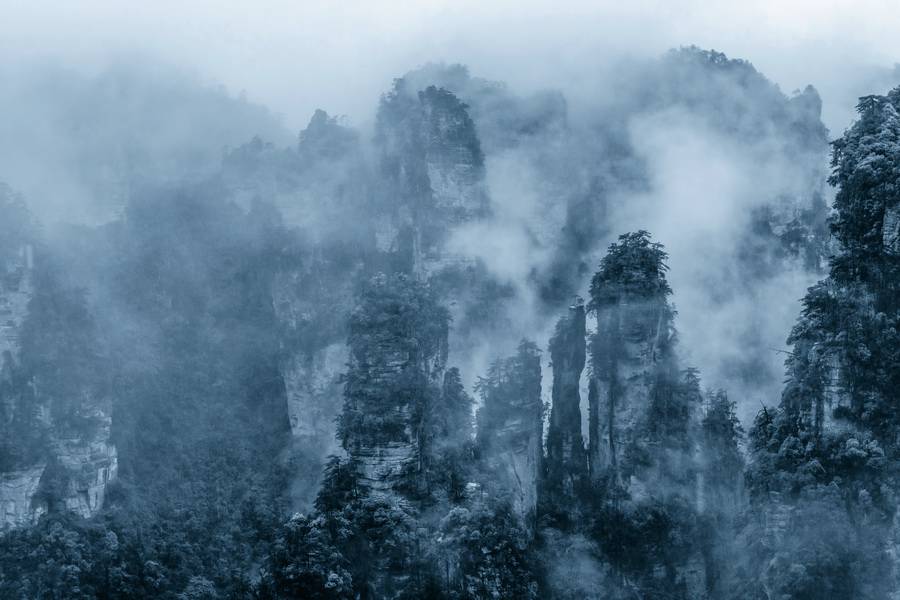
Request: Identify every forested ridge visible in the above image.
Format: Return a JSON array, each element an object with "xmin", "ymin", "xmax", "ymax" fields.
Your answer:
[{"xmin": 0, "ymin": 47, "xmax": 898, "ymax": 599}]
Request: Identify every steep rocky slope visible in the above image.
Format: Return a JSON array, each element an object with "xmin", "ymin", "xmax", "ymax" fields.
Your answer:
[{"xmin": 0, "ymin": 209, "xmax": 117, "ymax": 532}]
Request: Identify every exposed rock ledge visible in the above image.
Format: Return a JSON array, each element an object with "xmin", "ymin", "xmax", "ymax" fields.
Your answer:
[{"xmin": 1, "ymin": 465, "xmax": 47, "ymax": 531}]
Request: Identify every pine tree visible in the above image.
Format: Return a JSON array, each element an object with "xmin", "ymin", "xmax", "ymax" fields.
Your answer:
[{"xmin": 740, "ymin": 88, "xmax": 900, "ymax": 599}]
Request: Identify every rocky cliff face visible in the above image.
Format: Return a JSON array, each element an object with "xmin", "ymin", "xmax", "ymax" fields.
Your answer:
[
  {"xmin": 398, "ymin": 64, "xmax": 589, "ymax": 307},
  {"xmin": 400, "ymin": 63, "xmax": 568, "ymax": 155},
  {"xmin": 271, "ymin": 261, "xmax": 354, "ymax": 508},
  {"xmin": 280, "ymin": 344, "xmax": 345, "ymax": 442},
  {"xmin": 545, "ymin": 300, "xmax": 587, "ymax": 498},
  {"xmin": 339, "ymin": 274, "xmax": 449, "ymax": 497},
  {"xmin": 221, "ymin": 110, "xmax": 373, "ymax": 509},
  {"xmin": 0, "ymin": 245, "xmax": 42, "ymax": 531},
  {"xmin": 375, "ymin": 80, "xmax": 489, "ymax": 277},
  {"xmin": 272, "ymin": 266, "xmax": 350, "ymax": 441},
  {"xmin": 589, "ymin": 266, "xmax": 676, "ymax": 489},
  {"xmin": 0, "ymin": 245, "xmax": 117, "ymax": 533},
  {"xmin": 52, "ymin": 419, "xmax": 118, "ymax": 518},
  {"xmin": 476, "ymin": 342, "xmax": 543, "ymax": 524},
  {"xmin": 350, "ymin": 347, "xmax": 423, "ymax": 496},
  {"xmin": 0, "ymin": 245, "xmax": 32, "ymax": 366},
  {"xmin": 0, "ymin": 465, "xmax": 45, "ymax": 530}
]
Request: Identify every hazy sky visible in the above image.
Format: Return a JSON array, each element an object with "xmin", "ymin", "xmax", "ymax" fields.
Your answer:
[{"xmin": 3, "ymin": 0, "xmax": 900, "ymax": 133}]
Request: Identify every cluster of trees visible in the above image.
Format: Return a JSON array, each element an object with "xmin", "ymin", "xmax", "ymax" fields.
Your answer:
[
  {"xmin": 259, "ymin": 274, "xmax": 539, "ymax": 599},
  {"xmin": 735, "ymin": 91, "xmax": 900, "ymax": 599},
  {"xmin": 255, "ymin": 232, "xmax": 750, "ymax": 599},
  {"xmin": 0, "ymin": 187, "xmax": 295, "ymax": 598}
]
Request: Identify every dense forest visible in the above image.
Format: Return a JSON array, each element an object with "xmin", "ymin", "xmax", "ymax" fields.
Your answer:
[{"xmin": 0, "ymin": 46, "xmax": 898, "ymax": 599}]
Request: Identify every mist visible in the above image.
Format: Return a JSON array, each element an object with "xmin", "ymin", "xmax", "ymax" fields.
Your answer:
[
  {"xmin": 4, "ymin": 1, "xmax": 900, "ymax": 127},
  {"xmin": 2, "ymin": 2, "xmax": 893, "ymax": 408},
  {"xmin": 1, "ymin": 2, "xmax": 900, "ymax": 599}
]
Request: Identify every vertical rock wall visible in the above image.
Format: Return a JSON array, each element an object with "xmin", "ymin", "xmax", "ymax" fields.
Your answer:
[
  {"xmin": 0, "ymin": 465, "xmax": 46, "ymax": 530},
  {"xmin": 476, "ymin": 343, "xmax": 543, "ymax": 524},
  {"xmin": 0, "ymin": 244, "xmax": 32, "ymax": 365},
  {"xmin": 590, "ymin": 297, "xmax": 673, "ymax": 486},
  {"xmin": 375, "ymin": 81, "xmax": 489, "ymax": 278},
  {"xmin": 545, "ymin": 301, "xmax": 587, "ymax": 496},
  {"xmin": 53, "ymin": 422, "xmax": 118, "ymax": 519},
  {"xmin": 340, "ymin": 275, "xmax": 449, "ymax": 497},
  {"xmin": 0, "ymin": 245, "xmax": 117, "ymax": 533},
  {"xmin": 0, "ymin": 245, "xmax": 42, "ymax": 531},
  {"xmin": 271, "ymin": 264, "xmax": 351, "ymax": 508}
]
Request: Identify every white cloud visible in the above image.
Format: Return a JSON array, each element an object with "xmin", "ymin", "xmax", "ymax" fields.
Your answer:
[{"xmin": 2, "ymin": 0, "xmax": 899, "ymax": 131}]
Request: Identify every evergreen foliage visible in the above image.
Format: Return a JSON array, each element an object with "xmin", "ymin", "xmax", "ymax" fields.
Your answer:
[
  {"xmin": 736, "ymin": 87, "xmax": 900, "ymax": 599},
  {"xmin": 339, "ymin": 273, "xmax": 449, "ymax": 451},
  {"xmin": 588, "ymin": 231, "xmax": 672, "ymax": 309}
]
